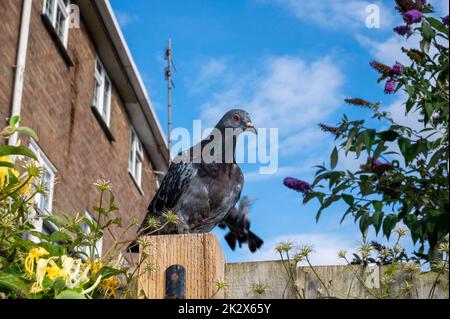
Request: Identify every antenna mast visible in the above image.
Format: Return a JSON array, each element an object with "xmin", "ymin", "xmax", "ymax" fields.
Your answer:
[
  {"xmin": 165, "ymin": 39, "xmax": 176, "ymax": 164},
  {"xmin": 165, "ymin": 39, "xmax": 173, "ymax": 163}
]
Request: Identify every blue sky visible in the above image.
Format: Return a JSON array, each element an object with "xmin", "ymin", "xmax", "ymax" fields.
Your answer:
[{"xmin": 109, "ymin": 0, "xmax": 449, "ymax": 264}]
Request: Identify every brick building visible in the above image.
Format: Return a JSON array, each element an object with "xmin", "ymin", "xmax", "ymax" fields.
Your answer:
[{"xmin": 0, "ymin": 0, "xmax": 169, "ymax": 255}]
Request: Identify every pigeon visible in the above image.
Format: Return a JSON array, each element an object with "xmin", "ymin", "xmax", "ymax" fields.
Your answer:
[
  {"xmin": 139, "ymin": 109, "xmax": 257, "ymax": 235},
  {"xmin": 218, "ymin": 196, "xmax": 264, "ymax": 253}
]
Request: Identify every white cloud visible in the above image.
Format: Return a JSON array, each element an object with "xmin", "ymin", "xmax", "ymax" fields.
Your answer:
[
  {"xmin": 198, "ymin": 55, "xmax": 344, "ymax": 160},
  {"xmin": 356, "ymin": 32, "xmax": 423, "ymax": 65},
  {"xmin": 189, "ymin": 57, "xmax": 231, "ymax": 94},
  {"xmin": 260, "ymin": 0, "xmax": 394, "ymax": 29},
  {"xmin": 236, "ymin": 232, "xmax": 355, "ymax": 265},
  {"xmin": 385, "ymin": 93, "xmax": 423, "ymax": 132},
  {"xmin": 116, "ymin": 11, "xmax": 140, "ymax": 27},
  {"xmin": 433, "ymin": 0, "xmax": 449, "ymax": 15}
]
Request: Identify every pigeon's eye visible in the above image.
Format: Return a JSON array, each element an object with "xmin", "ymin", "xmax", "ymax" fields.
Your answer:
[{"xmin": 232, "ymin": 114, "xmax": 240, "ymax": 122}]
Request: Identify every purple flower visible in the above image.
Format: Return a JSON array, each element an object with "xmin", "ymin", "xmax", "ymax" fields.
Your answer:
[
  {"xmin": 403, "ymin": 9, "xmax": 423, "ymax": 24},
  {"xmin": 394, "ymin": 25, "xmax": 413, "ymax": 36},
  {"xmin": 283, "ymin": 177, "xmax": 312, "ymax": 196},
  {"xmin": 392, "ymin": 63, "xmax": 404, "ymax": 75},
  {"xmin": 368, "ymin": 157, "xmax": 394, "ymax": 175},
  {"xmin": 384, "ymin": 79, "xmax": 396, "ymax": 94},
  {"xmin": 443, "ymin": 15, "xmax": 449, "ymax": 27}
]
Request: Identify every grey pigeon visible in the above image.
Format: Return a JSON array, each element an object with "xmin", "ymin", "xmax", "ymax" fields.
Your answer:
[
  {"xmin": 140, "ymin": 109, "xmax": 257, "ymax": 235},
  {"xmin": 219, "ymin": 196, "xmax": 264, "ymax": 253}
]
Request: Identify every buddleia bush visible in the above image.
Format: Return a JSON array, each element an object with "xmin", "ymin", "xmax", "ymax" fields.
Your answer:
[{"xmin": 285, "ymin": 1, "xmax": 449, "ymax": 262}]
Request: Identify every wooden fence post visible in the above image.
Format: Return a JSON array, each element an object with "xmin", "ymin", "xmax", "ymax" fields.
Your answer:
[{"xmin": 138, "ymin": 233, "xmax": 225, "ymax": 299}]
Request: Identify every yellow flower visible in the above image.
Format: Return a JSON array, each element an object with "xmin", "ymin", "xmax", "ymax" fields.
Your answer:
[
  {"xmin": 0, "ymin": 156, "xmax": 16, "ymax": 190},
  {"xmin": 90, "ymin": 260, "xmax": 103, "ymax": 276},
  {"xmin": 46, "ymin": 259, "xmax": 62, "ymax": 280},
  {"xmin": 19, "ymin": 176, "xmax": 34, "ymax": 197},
  {"xmin": 30, "ymin": 258, "xmax": 50, "ymax": 293},
  {"xmin": 101, "ymin": 277, "xmax": 120, "ymax": 299},
  {"xmin": 24, "ymin": 247, "xmax": 49, "ymax": 277}
]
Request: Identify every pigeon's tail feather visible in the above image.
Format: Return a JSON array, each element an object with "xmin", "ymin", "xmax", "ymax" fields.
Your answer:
[
  {"xmin": 224, "ymin": 232, "xmax": 237, "ymax": 251},
  {"xmin": 247, "ymin": 231, "xmax": 263, "ymax": 253}
]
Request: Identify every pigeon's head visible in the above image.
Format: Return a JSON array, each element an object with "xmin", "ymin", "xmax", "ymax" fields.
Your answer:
[{"xmin": 217, "ymin": 109, "xmax": 257, "ymax": 134}]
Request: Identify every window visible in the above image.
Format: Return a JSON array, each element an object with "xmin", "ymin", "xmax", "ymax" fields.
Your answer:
[
  {"xmin": 27, "ymin": 140, "xmax": 57, "ymax": 241},
  {"xmin": 129, "ymin": 128, "xmax": 144, "ymax": 189},
  {"xmin": 93, "ymin": 57, "xmax": 112, "ymax": 126},
  {"xmin": 43, "ymin": 0, "xmax": 70, "ymax": 46},
  {"xmin": 29, "ymin": 140, "xmax": 57, "ymax": 216},
  {"xmin": 80, "ymin": 211, "xmax": 103, "ymax": 259}
]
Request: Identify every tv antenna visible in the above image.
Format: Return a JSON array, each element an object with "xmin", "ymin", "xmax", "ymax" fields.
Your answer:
[{"xmin": 165, "ymin": 38, "xmax": 176, "ymax": 164}]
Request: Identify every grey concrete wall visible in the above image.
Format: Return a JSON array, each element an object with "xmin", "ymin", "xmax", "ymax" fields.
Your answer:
[{"xmin": 225, "ymin": 261, "xmax": 448, "ymax": 299}]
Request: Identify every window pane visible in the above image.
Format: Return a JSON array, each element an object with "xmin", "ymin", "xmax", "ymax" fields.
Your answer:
[
  {"xmin": 93, "ymin": 79, "xmax": 101, "ymax": 107},
  {"xmin": 96, "ymin": 59, "xmax": 103, "ymax": 76},
  {"xmin": 39, "ymin": 168, "xmax": 53, "ymax": 213},
  {"xmin": 102, "ymin": 78, "xmax": 111, "ymax": 120},
  {"xmin": 44, "ymin": 0, "xmax": 55, "ymax": 19},
  {"xmin": 55, "ymin": 7, "xmax": 67, "ymax": 42}
]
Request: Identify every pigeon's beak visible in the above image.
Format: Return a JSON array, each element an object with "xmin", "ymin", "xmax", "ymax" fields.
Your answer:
[{"xmin": 246, "ymin": 122, "xmax": 257, "ymax": 134}]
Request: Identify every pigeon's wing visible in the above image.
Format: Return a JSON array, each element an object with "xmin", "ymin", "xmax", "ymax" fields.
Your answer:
[{"xmin": 140, "ymin": 161, "xmax": 194, "ymax": 233}]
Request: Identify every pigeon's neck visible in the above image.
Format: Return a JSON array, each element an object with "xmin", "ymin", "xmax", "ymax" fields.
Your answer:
[{"xmin": 204, "ymin": 127, "xmax": 238, "ymax": 163}]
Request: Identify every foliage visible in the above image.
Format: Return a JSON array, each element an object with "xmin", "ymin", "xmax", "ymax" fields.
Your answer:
[
  {"xmin": 300, "ymin": 2, "xmax": 448, "ymax": 261},
  {"xmin": 0, "ymin": 117, "xmax": 178, "ymax": 299}
]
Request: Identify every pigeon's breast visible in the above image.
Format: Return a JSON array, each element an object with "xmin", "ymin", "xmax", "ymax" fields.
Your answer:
[{"xmin": 188, "ymin": 163, "xmax": 243, "ymax": 232}]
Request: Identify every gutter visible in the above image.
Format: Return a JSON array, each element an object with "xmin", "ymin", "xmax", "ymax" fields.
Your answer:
[
  {"xmin": 94, "ymin": 0, "xmax": 170, "ymax": 171},
  {"xmin": 8, "ymin": 0, "xmax": 33, "ymax": 146}
]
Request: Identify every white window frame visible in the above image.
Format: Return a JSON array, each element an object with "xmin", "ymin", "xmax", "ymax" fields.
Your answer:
[
  {"xmin": 128, "ymin": 128, "xmax": 144, "ymax": 190},
  {"xmin": 43, "ymin": 0, "xmax": 71, "ymax": 46},
  {"xmin": 92, "ymin": 57, "xmax": 112, "ymax": 126},
  {"xmin": 28, "ymin": 140, "xmax": 57, "ymax": 239},
  {"xmin": 80, "ymin": 211, "xmax": 103, "ymax": 260},
  {"xmin": 29, "ymin": 140, "xmax": 57, "ymax": 218}
]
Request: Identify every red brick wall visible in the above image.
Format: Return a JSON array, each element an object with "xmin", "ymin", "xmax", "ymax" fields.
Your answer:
[
  {"xmin": 0, "ymin": 0, "xmax": 22, "ymax": 125},
  {"xmin": 1, "ymin": 0, "xmax": 158, "ymax": 253}
]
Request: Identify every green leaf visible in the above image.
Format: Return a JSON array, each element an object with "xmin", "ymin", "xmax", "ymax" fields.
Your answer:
[
  {"xmin": 341, "ymin": 194, "xmax": 354, "ymax": 206},
  {"xmin": 55, "ymin": 289, "xmax": 86, "ymax": 299},
  {"xmin": 0, "ymin": 145, "xmax": 37, "ymax": 160},
  {"xmin": 0, "ymin": 161, "xmax": 15, "ymax": 168},
  {"xmin": 95, "ymin": 267, "xmax": 123, "ymax": 281},
  {"xmin": 49, "ymin": 231, "xmax": 73, "ymax": 243},
  {"xmin": 0, "ymin": 271, "xmax": 30, "ymax": 298},
  {"xmin": 382, "ymin": 215, "xmax": 398, "ymax": 240},
  {"xmin": 377, "ymin": 130, "xmax": 399, "ymax": 142},
  {"xmin": 426, "ymin": 17, "xmax": 448, "ymax": 33},
  {"xmin": 421, "ymin": 22, "xmax": 435, "ymax": 41},
  {"xmin": 373, "ymin": 141, "xmax": 386, "ymax": 160},
  {"xmin": 330, "ymin": 147, "xmax": 338, "ymax": 170},
  {"xmin": 372, "ymin": 210, "xmax": 384, "ymax": 235},
  {"xmin": 15, "ymin": 127, "xmax": 39, "ymax": 141},
  {"xmin": 398, "ymin": 137, "xmax": 415, "ymax": 165},
  {"xmin": 428, "ymin": 149, "xmax": 443, "ymax": 169},
  {"xmin": 359, "ymin": 212, "xmax": 371, "ymax": 238},
  {"xmin": 9, "ymin": 115, "xmax": 20, "ymax": 126}
]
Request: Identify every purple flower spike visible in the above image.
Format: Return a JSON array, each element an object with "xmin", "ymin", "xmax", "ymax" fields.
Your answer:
[
  {"xmin": 403, "ymin": 9, "xmax": 423, "ymax": 24},
  {"xmin": 283, "ymin": 177, "xmax": 312, "ymax": 196},
  {"xmin": 368, "ymin": 157, "xmax": 395, "ymax": 175},
  {"xmin": 384, "ymin": 79, "xmax": 396, "ymax": 94},
  {"xmin": 392, "ymin": 63, "xmax": 404, "ymax": 75},
  {"xmin": 443, "ymin": 15, "xmax": 449, "ymax": 27},
  {"xmin": 394, "ymin": 25, "xmax": 413, "ymax": 36}
]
